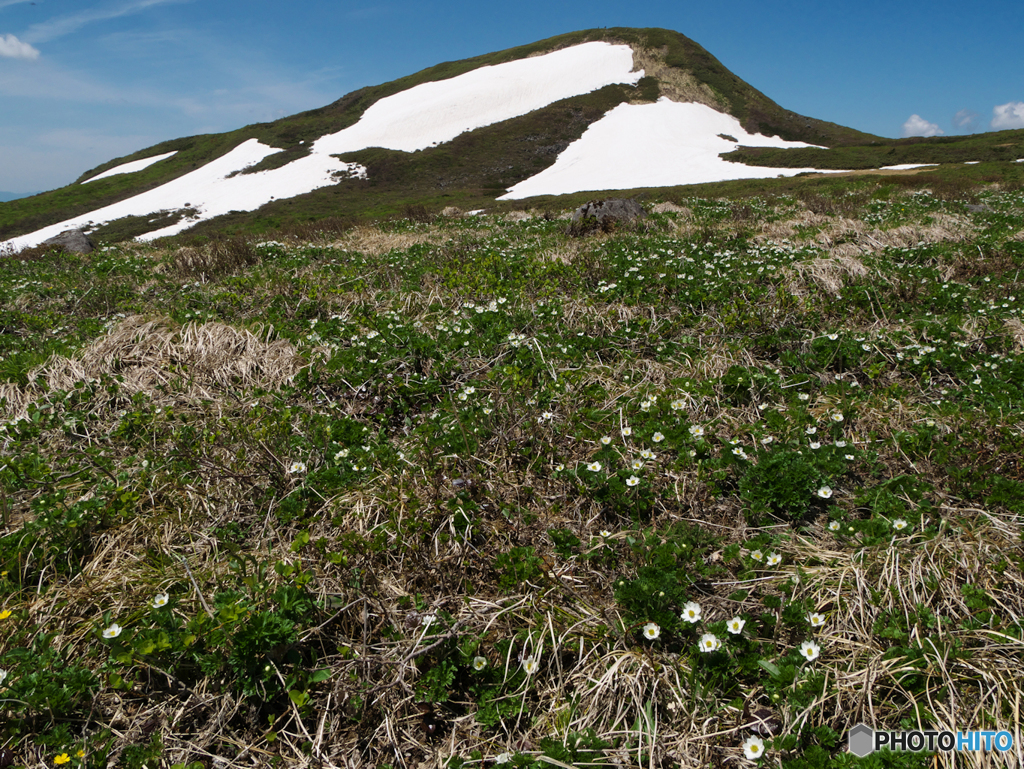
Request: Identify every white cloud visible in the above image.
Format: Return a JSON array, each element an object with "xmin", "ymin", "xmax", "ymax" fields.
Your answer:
[
  {"xmin": 0, "ymin": 32, "xmax": 39, "ymax": 59},
  {"xmin": 23, "ymin": 0, "xmax": 193, "ymax": 44},
  {"xmin": 901, "ymin": 114, "xmax": 944, "ymax": 138},
  {"xmin": 991, "ymin": 101, "xmax": 1024, "ymax": 131},
  {"xmin": 953, "ymin": 109, "xmax": 978, "ymax": 131}
]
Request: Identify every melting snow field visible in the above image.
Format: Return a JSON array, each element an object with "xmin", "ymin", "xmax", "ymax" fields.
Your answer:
[
  {"xmin": 81, "ymin": 151, "xmax": 178, "ymax": 183},
  {"xmin": 500, "ymin": 99, "xmax": 825, "ymax": 200}
]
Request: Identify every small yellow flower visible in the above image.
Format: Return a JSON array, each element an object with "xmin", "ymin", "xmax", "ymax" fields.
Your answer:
[
  {"xmin": 55, "ymin": 754, "xmax": 71, "ymax": 766},
  {"xmin": 77, "ymin": 750, "xmax": 86, "ymax": 759},
  {"xmin": 0, "ymin": 609, "xmax": 11, "ymax": 620}
]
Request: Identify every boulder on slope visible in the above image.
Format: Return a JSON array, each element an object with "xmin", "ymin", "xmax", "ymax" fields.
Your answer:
[{"xmin": 42, "ymin": 229, "xmax": 95, "ymax": 254}]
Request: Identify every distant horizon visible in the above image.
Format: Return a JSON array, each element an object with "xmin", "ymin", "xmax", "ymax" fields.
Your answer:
[
  {"xmin": 0, "ymin": 190, "xmax": 41, "ymax": 201},
  {"xmin": 2, "ymin": 1, "xmax": 1022, "ymax": 193}
]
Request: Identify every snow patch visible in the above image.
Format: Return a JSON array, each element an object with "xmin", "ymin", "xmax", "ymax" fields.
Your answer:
[
  {"xmin": 82, "ymin": 151, "xmax": 178, "ymax": 183},
  {"xmin": 313, "ymin": 42, "xmax": 641, "ymax": 155},
  {"xmin": 879, "ymin": 163, "xmax": 938, "ymax": 171},
  {"xmin": 500, "ymin": 99, "xmax": 830, "ymax": 200}
]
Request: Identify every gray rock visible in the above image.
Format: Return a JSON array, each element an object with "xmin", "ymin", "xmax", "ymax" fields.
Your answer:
[
  {"xmin": 42, "ymin": 229, "xmax": 95, "ymax": 254},
  {"xmin": 571, "ymin": 198, "xmax": 645, "ymax": 224}
]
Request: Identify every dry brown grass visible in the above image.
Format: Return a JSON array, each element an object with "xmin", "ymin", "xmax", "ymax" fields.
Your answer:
[
  {"xmin": 2, "ymin": 315, "xmax": 303, "ymax": 419},
  {"xmin": 325, "ymin": 223, "xmax": 490, "ymax": 258},
  {"xmin": 785, "ymin": 254, "xmax": 871, "ymax": 297},
  {"xmin": 756, "ymin": 210, "xmax": 977, "ymax": 256}
]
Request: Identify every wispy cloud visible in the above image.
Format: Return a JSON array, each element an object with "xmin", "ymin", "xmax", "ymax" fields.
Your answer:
[
  {"xmin": 991, "ymin": 101, "xmax": 1024, "ymax": 131},
  {"xmin": 23, "ymin": 0, "xmax": 192, "ymax": 44},
  {"xmin": 0, "ymin": 32, "xmax": 38, "ymax": 59},
  {"xmin": 953, "ymin": 109, "xmax": 978, "ymax": 131},
  {"xmin": 901, "ymin": 114, "xmax": 944, "ymax": 138},
  {"xmin": 0, "ymin": 0, "xmax": 35, "ymax": 9}
]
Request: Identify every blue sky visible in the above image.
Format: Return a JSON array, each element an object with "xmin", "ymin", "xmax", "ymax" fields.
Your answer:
[{"xmin": 1, "ymin": 0, "xmax": 1022, "ymax": 194}]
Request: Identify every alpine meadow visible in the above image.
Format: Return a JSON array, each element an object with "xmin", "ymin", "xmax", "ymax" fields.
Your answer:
[{"xmin": 1, "ymin": 26, "xmax": 1023, "ymax": 769}]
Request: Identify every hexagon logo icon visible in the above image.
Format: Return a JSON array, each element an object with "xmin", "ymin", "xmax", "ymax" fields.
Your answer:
[{"xmin": 849, "ymin": 723, "xmax": 875, "ymax": 757}]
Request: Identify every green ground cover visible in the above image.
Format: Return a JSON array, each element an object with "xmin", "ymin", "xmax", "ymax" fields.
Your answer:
[{"xmin": 0, "ymin": 176, "xmax": 1022, "ymax": 767}]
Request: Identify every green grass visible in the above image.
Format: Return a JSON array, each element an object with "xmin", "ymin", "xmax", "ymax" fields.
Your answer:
[{"xmin": 0, "ymin": 170, "xmax": 1022, "ymax": 767}]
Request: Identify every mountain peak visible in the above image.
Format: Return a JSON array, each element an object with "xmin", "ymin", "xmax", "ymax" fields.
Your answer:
[{"xmin": 2, "ymin": 28, "xmax": 878, "ymax": 250}]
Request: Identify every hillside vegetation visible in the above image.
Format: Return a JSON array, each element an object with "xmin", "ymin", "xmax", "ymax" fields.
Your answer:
[
  {"xmin": 1, "ymin": 171, "xmax": 1023, "ymax": 767},
  {"xmin": 0, "ymin": 27, "xmax": 881, "ymax": 245}
]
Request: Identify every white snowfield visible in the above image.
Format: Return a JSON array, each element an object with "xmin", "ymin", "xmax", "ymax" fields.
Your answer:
[
  {"xmin": 4, "ymin": 40, "xmax": 851, "ymax": 250},
  {"xmin": 313, "ymin": 42, "xmax": 641, "ymax": 155},
  {"xmin": 500, "ymin": 99, "xmax": 824, "ymax": 200},
  {"xmin": 879, "ymin": 164, "xmax": 939, "ymax": 171},
  {"xmin": 81, "ymin": 151, "xmax": 178, "ymax": 183}
]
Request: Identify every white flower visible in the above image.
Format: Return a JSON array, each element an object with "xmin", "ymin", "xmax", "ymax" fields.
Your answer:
[
  {"xmin": 652, "ymin": 432, "xmax": 665, "ymax": 443},
  {"xmin": 541, "ymin": 411, "xmax": 554, "ymax": 421},
  {"xmin": 670, "ymin": 399, "xmax": 685, "ymax": 411},
  {"xmin": 626, "ymin": 476, "xmax": 640, "ymax": 487},
  {"xmin": 742, "ymin": 735, "xmax": 765, "ymax": 759},
  {"xmin": 640, "ymin": 400, "xmax": 652, "ymax": 412},
  {"xmin": 0, "ymin": 668, "xmax": 8, "ymax": 686},
  {"xmin": 828, "ymin": 521, "xmax": 841, "ymax": 532},
  {"xmin": 766, "ymin": 553, "xmax": 782, "ymax": 567},
  {"xmin": 831, "ymin": 412, "xmax": 844, "ymax": 422},
  {"xmin": 816, "ymin": 486, "xmax": 833, "ymax": 499},
  {"xmin": 555, "ymin": 463, "xmax": 565, "ymax": 472},
  {"xmin": 495, "ymin": 753, "xmax": 511, "ymax": 765},
  {"xmin": 835, "ymin": 440, "xmax": 847, "ymax": 448},
  {"xmin": 688, "ymin": 425, "xmax": 705, "ymax": 438},
  {"xmin": 845, "ymin": 454, "xmax": 855, "ymax": 461},
  {"xmin": 621, "ymin": 426, "xmax": 633, "ymax": 436},
  {"xmin": 805, "ymin": 426, "xmax": 817, "ymax": 435},
  {"xmin": 799, "ymin": 640, "xmax": 821, "ymax": 662},
  {"xmin": 600, "ymin": 435, "xmax": 612, "ymax": 446},
  {"xmin": 522, "ymin": 656, "xmax": 539, "ymax": 675},
  {"xmin": 639, "ymin": 449, "xmax": 655, "ymax": 460},
  {"xmin": 760, "ymin": 435, "xmax": 774, "ymax": 445},
  {"xmin": 102, "ymin": 623, "xmax": 123, "ymax": 639},
  {"xmin": 600, "ymin": 529, "xmax": 612, "ymax": 538},
  {"xmin": 335, "ymin": 448, "xmax": 349, "ymax": 459},
  {"xmin": 893, "ymin": 518, "xmax": 909, "ymax": 531},
  {"xmin": 681, "ymin": 601, "xmax": 702, "ymax": 623},
  {"xmin": 798, "ymin": 393, "xmax": 810, "ymax": 401},
  {"xmin": 750, "ymin": 549, "xmax": 764, "ymax": 562},
  {"xmin": 809, "ymin": 442, "xmax": 821, "ymax": 450},
  {"xmin": 288, "ymin": 461, "xmax": 307, "ymax": 474},
  {"xmin": 631, "ymin": 459, "xmax": 644, "ymax": 471},
  {"xmin": 152, "ymin": 593, "xmax": 169, "ymax": 608},
  {"xmin": 726, "ymin": 617, "xmax": 746, "ymax": 635},
  {"xmin": 473, "ymin": 656, "xmax": 488, "ymax": 671},
  {"xmin": 642, "ymin": 622, "xmax": 661, "ymax": 640},
  {"xmin": 699, "ymin": 633, "xmax": 722, "ymax": 652},
  {"xmin": 827, "ymin": 333, "xmax": 839, "ymax": 341},
  {"xmin": 732, "ymin": 447, "xmax": 747, "ymax": 458},
  {"xmin": 587, "ymin": 461, "xmax": 602, "ymax": 472},
  {"xmin": 808, "ymin": 612, "xmax": 826, "ymax": 628}
]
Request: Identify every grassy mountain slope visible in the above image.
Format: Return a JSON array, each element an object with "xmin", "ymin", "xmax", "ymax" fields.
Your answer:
[{"xmin": 1, "ymin": 28, "xmax": 882, "ymax": 244}]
